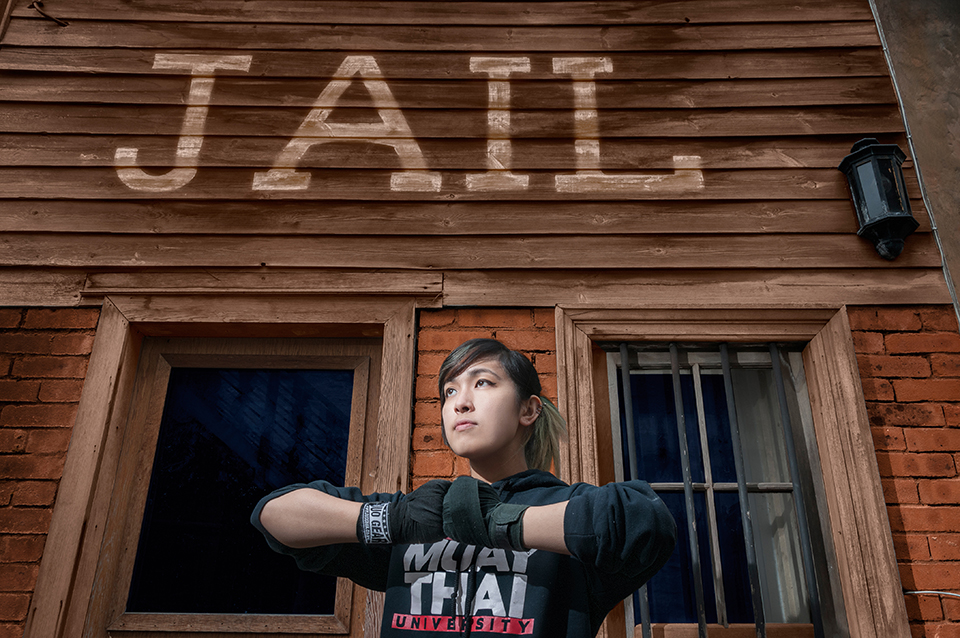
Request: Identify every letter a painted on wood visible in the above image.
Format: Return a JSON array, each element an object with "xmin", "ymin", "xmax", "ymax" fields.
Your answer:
[{"xmin": 253, "ymin": 55, "xmax": 440, "ymax": 191}]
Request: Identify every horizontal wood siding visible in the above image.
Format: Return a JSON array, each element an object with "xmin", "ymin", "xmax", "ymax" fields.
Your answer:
[
  {"xmin": 0, "ymin": 0, "xmax": 948, "ymax": 307},
  {"xmin": 0, "ymin": 48, "xmax": 891, "ymax": 78},
  {"xmin": 7, "ymin": 1, "xmax": 877, "ymax": 25},
  {"xmin": 0, "ymin": 199, "xmax": 932, "ymax": 234},
  {"xmin": 0, "ymin": 135, "xmax": 913, "ymax": 169}
]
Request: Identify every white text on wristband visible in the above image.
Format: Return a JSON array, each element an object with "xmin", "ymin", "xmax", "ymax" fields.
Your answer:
[{"xmin": 361, "ymin": 502, "xmax": 392, "ymax": 544}]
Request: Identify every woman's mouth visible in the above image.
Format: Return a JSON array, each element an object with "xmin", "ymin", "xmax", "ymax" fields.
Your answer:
[{"xmin": 454, "ymin": 419, "xmax": 477, "ymax": 432}]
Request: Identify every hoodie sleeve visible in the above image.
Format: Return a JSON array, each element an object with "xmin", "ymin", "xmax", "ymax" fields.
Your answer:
[
  {"xmin": 562, "ymin": 480, "xmax": 677, "ymax": 609},
  {"xmin": 250, "ymin": 480, "xmax": 401, "ymax": 592}
]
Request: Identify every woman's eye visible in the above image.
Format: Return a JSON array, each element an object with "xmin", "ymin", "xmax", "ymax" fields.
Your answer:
[
  {"xmin": 444, "ymin": 387, "xmax": 456, "ymax": 397},
  {"xmin": 476, "ymin": 379, "xmax": 490, "ymax": 387}
]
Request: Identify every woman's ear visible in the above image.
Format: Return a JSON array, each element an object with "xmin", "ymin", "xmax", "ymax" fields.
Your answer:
[{"xmin": 519, "ymin": 396, "xmax": 542, "ymax": 427}]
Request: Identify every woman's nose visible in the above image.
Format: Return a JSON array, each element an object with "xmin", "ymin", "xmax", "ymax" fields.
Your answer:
[{"xmin": 454, "ymin": 389, "xmax": 472, "ymax": 412}]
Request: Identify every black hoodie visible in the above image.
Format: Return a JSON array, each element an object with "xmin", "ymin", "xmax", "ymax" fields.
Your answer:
[{"xmin": 251, "ymin": 469, "xmax": 676, "ymax": 638}]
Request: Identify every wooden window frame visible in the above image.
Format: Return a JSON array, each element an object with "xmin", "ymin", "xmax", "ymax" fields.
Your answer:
[
  {"xmin": 97, "ymin": 337, "xmax": 376, "ymax": 634},
  {"xmin": 554, "ymin": 306, "xmax": 910, "ymax": 638},
  {"xmin": 25, "ymin": 294, "xmax": 422, "ymax": 638}
]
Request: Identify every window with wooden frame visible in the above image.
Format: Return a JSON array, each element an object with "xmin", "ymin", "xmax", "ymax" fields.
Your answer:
[
  {"xmin": 24, "ymin": 292, "xmax": 428, "ymax": 638},
  {"xmin": 91, "ymin": 336, "xmax": 377, "ymax": 634},
  {"xmin": 605, "ymin": 342, "xmax": 837, "ymax": 638},
  {"xmin": 124, "ymin": 359, "xmax": 362, "ymax": 618},
  {"xmin": 554, "ymin": 307, "xmax": 911, "ymax": 638}
]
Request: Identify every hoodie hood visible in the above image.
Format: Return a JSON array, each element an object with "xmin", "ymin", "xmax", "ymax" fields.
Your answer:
[{"xmin": 491, "ymin": 469, "xmax": 580, "ymax": 508}]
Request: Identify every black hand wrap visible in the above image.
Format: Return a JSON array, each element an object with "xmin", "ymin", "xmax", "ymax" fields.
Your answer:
[
  {"xmin": 442, "ymin": 476, "xmax": 529, "ymax": 551},
  {"xmin": 357, "ymin": 479, "xmax": 451, "ymax": 545}
]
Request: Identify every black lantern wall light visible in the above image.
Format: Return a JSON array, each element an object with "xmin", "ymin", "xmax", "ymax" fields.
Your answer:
[{"xmin": 838, "ymin": 138, "xmax": 919, "ymax": 260}]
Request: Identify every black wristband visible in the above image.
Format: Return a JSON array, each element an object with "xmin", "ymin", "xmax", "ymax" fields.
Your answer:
[
  {"xmin": 358, "ymin": 502, "xmax": 392, "ymax": 545},
  {"xmin": 489, "ymin": 503, "xmax": 529, "ymax": 551}
]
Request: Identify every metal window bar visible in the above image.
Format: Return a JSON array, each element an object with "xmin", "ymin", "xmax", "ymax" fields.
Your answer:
[
  {"xmin": 721, "ymin": 343, "xmax": 766, "ymax": 638},
  {"xmin": 692, "ymin": 363, "xmax": 728, "ymax": 628},
  {"xmin": 618, "ymin": 343, "xmax": 823, "ymax": 638},
  {"xmin": 648, "ymin": 483, "xmax": 794, "ymax": 493},
  {"xmin": 769, "ymin": 344, "xmax": 825, "ymax": 638},
  {"xmin": 619, "ymin": 343, "xmax": 640, "ymax": 485},
  {"xmin": 618, "ymin": 344, "xmax": 652, "ymax": 638},
  {"xmin": 670, "ymin": 343, "xmax": 708, "ymax": 638}
]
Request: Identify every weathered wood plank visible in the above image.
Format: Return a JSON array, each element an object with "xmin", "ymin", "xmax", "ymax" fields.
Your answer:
[
  {"xmin": 442, "ymin": 269, "xmax": 953, "ymax": 307},
  {"xmin": 82, "ymin": 269, "xmax": 443, "ymax": 296},
  {"xmin": 105, "ymin": 294, "xmax": 423, "ymax": 327},
  {"xmin": 647, "ymin": 624, "xmax": 815, "ymax": 637},
  {"xmin": 0, "ymin": 104, "xmax": 905, "ymax": 137},
  {"xmin": 0, "ymin": 48, "xmax": 890, "ymax": 80},
  {"xmin": 803, "ymin": 310, "xmax": 912, "ymax": 638},
  {"xmin": 9, "ymin": 0, "xmax": 875, "ymax": 25},
  {"xmin": 377, "ymin": 299, "xmax": 417, "ymax": 493},
  {"xmin": 647, "ymin": 623, "xmax": 815, "ymax": 637},
  {"xmin": 1, "ymin": 0, "xmax": 15, "ymax": 42},
  {"xmin": 0, "ymin": 76, "xmax": 896, "ymax": 109},
  {"xmin": 554, "ymin": 306, "xmax": 578, "ymax": 481},
  {"xmin": 555, "ymin": 311, "xmax": 600, "ymax": 483},
  {"xmin": 107, "ymin": 613, "xmax": 348, "ymax": 634},
  {"xmin": 2, "ymin": 267, "xmax": 950, "ymax": 309},
  {"xmin": 2, "ymin": 20, "xmax": 881, "ymax": 51},
  {"xmin": 0, "ymin": 167, "xmax": 918, "ymax": 200},
  {"xmin": 0, "ymin": 134, "xmax": 911, "ymax": 170},
  {"xmin": 0, "ymin": 198, "xmax": 931, "ymax": 235},
  {"xmin": 20, "ymin": 300, "xmax": 138, "ymax": 638},
  {"xmin": 0, "ymin": 232, "xmax": 942, "ymax": 269},
  {"xmin": 561, "ymin": 307, "xmax": 841, "ymax": 341},
  {"xmin": 0, "ymin": 268, "xmax": 86, "ymax": 305}
]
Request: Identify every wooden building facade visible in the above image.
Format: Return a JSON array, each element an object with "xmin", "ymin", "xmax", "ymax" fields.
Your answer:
[{"xmin": 0, "ymin": 1, "xmax": 958, "ymax": 637}]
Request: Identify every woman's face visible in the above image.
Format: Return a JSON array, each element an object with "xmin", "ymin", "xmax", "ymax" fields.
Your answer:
[{"xmin": 441, "ymin": 358, "xmax": 539, "ymax": 467}]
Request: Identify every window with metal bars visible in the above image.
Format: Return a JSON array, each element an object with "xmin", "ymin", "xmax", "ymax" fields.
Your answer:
[{"xmin": 604, "ymin": 342, "xmax": 842, "ymax": 638}]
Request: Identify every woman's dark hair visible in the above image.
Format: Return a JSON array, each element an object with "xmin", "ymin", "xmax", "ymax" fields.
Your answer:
[{"xmin": 437, "ymin": 338, "xmax": 566, "ymax": 475}]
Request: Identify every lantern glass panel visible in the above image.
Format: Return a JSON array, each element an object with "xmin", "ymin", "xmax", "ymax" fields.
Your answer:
[
  {"xmin": 877, "ymin": 158, "xmax": 906, "ymax": 213},
  {"xmin": 854, "ymin": 161, "xmax": 884, "ymax": 220}
]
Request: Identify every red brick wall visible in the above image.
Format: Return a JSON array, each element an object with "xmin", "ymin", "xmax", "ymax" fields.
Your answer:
[
  {"xmin": 412, "ymin": 308, "xmax": 557, "ymax": 488},
  {"xmin": 415, "ymin": 305, "xmax": 960, "ymax": 635},
  {"xmin": 849, "ymin": 305, "xmax": 960, "ymax": 638},
  {"xmin": 2, "ymin": 303, "xmax": 957, "ymax": 637},
  {"xmin": 0, "ymin": 308, "xmax": 99, "ymax": 638}
]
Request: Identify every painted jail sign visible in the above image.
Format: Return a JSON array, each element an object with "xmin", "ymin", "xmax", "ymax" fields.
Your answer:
[
  {"xmin": 2, "ymin": 0, "xmax": 949, "ymax": 304},
  {"xmin": 115, "ymin": 54, "xmax": 703, "ymax": 195}
]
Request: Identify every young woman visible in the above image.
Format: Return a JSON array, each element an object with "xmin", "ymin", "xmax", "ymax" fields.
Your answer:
[{"xmin": 252, "ymin": 338, "xmax": 675, "ymax": 637}]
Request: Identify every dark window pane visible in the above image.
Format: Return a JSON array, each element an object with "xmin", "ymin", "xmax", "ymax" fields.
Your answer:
[
  {"xmin": 714, "ymin": 492, "xmax": 753, "ymax": 623},
  {"xmin": 126, "ymin": 367, "xmax": 355, "ymax": 615},
  {"xmin": 639, "ymin": 493, "xmax": 714, "ymax": 624},
  {"xmin": 620, "ymin": 373, "xmax": 704, "ymax": 483},
  {"xmin": 698, "ymin": 373, "xmax": 736, "ymax": 484}
]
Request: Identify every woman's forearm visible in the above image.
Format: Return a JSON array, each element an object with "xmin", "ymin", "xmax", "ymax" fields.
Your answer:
[
  {"xmin": 261, "ymin": 487, "xmax": 571, "ymax": 554},
  {"xmin": 520, "ymin": 501, "xmax": 570, "ymax": 555},
  {"xmin": 258, "ymin": 488, "xmax": 363, "ymax": 548}
]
